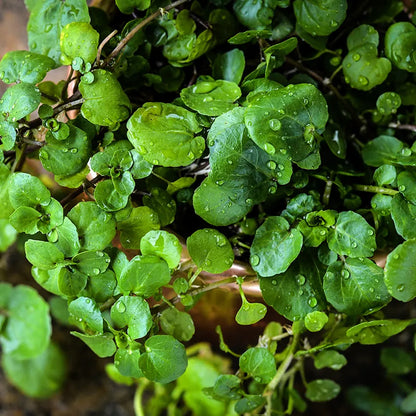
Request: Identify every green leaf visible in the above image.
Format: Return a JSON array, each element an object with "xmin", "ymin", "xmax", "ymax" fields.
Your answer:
[
  {"xmin": 305, "ymin": 311, "xmax": 329, "ymax": 332},
  {"xmin": 83, "ymin": 269, "xmax": 116, "ymax": 303},
  {"xmin": 0, "ymin": 219, "xmax": 17, "ymax": 252},
  {"xmin": 213, "ymin": 49, "xmax": 245, "ymax": 84},
  {"xmin": 0, "ymin": 285, "xmax": 51, "ymax": 359},
  {"xmin": 159, "ymin": 307, "xmax": 195, "ymax": 341},
  {"xmin": 55, "ymin": 165, "xmax": 90, "ymax": 189},
  {"xmin": 68, "ymin": 297, "xmax": 103, "ymax": 333},
  {"xmin": 114, "ymin": 344, "xmax": 143, "ymax": 378},
  {"xmin": 111, "ymin": 296, "xmax": 152, "ymax": 339},
  {"xmin": 72, "ymin": 250, "xmax": 110, "ymax": 277},
  {"xmin": 346, "ymin": 319, "xmax": 416, "ymax": 345},
  {"xmin": 0, "ymin": 119, "xmax": 17, "ymax": 150},
  {"xmin": 139, "ymin": 335, "xmax": 187, "ymax": 384},
  {"xmin": 0, "ymin": 83, "xmax": 40, "ymax": 122},
  {"xmin": 327, "ymin": 211, "xmax": 376, "ymax": 258},
  {"xmin": 143, "ymin": 187, "xmax": 176, "ymax": 227},
  {"xmin": 71, "ymin": 331, "xmax": 117, "ymax": 357},
  {"xmin": 58, "ymin": 268, "xmax": 88, "ymax": 297},
  {"xmin": 127, "ymin": 102, "xmax": 204, "ymax": 167},
  {"xmin": 233, "ymin": 0, "xmax": 278, "ymax": 30},
  {"xmin": 260, "ymin": 253, "xmax": 327, "ymax": 321},
  {"xmin": 117, "ymin": 206, "xmax": 160, "ymax": 249},
  {"xmin": 68, "ymin": 202, "xmax": 116, "ymax": 251},
  {"xmin": 94, "ymin": 179, "xmax": 130, "ymax": 212},
  {"xmin": 52, "ymin": 217, "xmax": 80, "ymax": 258},
  {"xmin": 305, "ymin": 379, "xmax": 340, "ymax": 402},
  {"xmin": 118, "ymin": 254, "xmax": 171, "ymax": 297},
  {"xmin": 250, "ymin": 216, "xmax": 303, "ymax": 277},
  {"xmin": 0, "ymin": 50, "xmax": 55, "ymax": 84},
  {"xmin": 398, "ymin": 170, "xmax": 416, "ymax": 204},
  {"xmin": 181, "ymin": 79, "xmax": 241, "ymax": 116},
  {"xmin": 294, "ymin": 0, "xmax": 347, "ymax": 36},
  {"xmin": 401, "ymin": 390, "xmax": 416, "ymax": 414},
  {"xmin": 79, "ymin": 69, "xmax": 131, "ymax": 127},
  {"xmin": 27, "ymin": 0, "xmax": 90, "ymax": 65},
  {"xmin": 376, "ymin": 92, "xmax": 401, "ymax": 115},
  {"xmin": 208, "ymin": 374, "xmax": 242, "ymax": 401},
  {"xmin": 60, "ymin": 22, "xmax": 99, "ymax": 65},
  {"xmin": 228, "ymin": 29, "xmax": 272, "ymax": 45},
  {"xmin": 314, "ymin": 350, "xmax": 347, "ymax": 370},
  {"xmin": 235, "ymin": 301, "xmax": 267, "ymax": 325},
  {"xmin": 2, "ymin": 342, "xmax": 66, "ymax": 398},
  {"xmin": 140, "ymin": 230, "xmax": 182, "ymax": 269},
  {"xmin": 391, "ymin": 194, "xmax": 416, "ymax": 240},
  {"xmin": 9, "ymin": 172, "xmax": 50, "ymax": 208},
  {"xmin": 116, "ymin": 0, "xmax": 150, "ymax": 13},
  {"xmin": 385, "ymin": 22, "xmax": 416, "ymax": 72},
  {"xmin": 244, "ymin": 83, "xmax": 328, "ymax": 162},
  {"xmin": 381, "ymin": 347, "xmax": 415, "ymax": 374},
  {"xmin": 187, "ymin": 228, "xmax": 234, "ymax": 274},
  {"xmin": 25, "ymin": 240, "xmax": 65, "ymax": 270},
  {"xmin": 373, "ymin": 164, "xmax": 397, "ymax": 186},
  {"xmin": 239, "ymin": 347, "xmax": 276, "ymax": 384},
  {"xmin": 323, "ymin": 257, "xmax": 390, "ymax": 315},
  {"xmin": 40, "ymin": 124, "xmax": 91, "ymax": 176},
  {"xmin": 235, "ymin": 395, "xmax": 266, "ymax": 413},
  {"xmin": 32, "ymin": 266, "xmax": 63, "ymax": 296},
  {"xmin": 9, "ymin": 206, "xmax": 41, "ymax": 234},
  {"xmin": 343, "ymin": 25, "xmax": 391, "ymax": 91},
  {"xmin": 384, "ymin": 239, "xmax": 416, "ymax": 301}
]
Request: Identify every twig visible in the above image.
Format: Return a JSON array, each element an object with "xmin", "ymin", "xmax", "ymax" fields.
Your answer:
[
  {"xmin": 96, "ymin": 29, "xmax": 118, "ymax": 65},
  {"xmin": 60, "ymin": 175, "xmax": 102, "ymax": 207},
  {"xmin": 106, "ymin": 0, "xmax": 189, "ymax": 63},
  {"xmin": 388, "ymin": 122, "xmax": 416, "ymax": 132}
]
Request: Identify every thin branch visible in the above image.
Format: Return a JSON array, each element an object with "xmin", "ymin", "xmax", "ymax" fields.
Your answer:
[
  {"xmin": 96, "ymin": 29, "xmax": 118, "ymax": 65},
  {"xmin": 106, "ymin": 0, "xmax": 190, "ymax": 63},
  {"xmin": 353, "ymin": 184, "xmax": 398, "ymax": 196},
  {"xmin": 388, "ymin": 122, "xmax": 416, "ymax": 132},
  {"xmin": 60, "ymin": 175, "xmax": 102, "ymax": 207},
  {"xmin": 53, "ymin": 97, "xmax": 84, "ymax": 115}
]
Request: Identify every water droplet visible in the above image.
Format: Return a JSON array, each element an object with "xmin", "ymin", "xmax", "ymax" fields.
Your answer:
[
  {"xmin": 264, "ymin": 142, "xmax": 276, "ymax": 155},
  {"xmin": 203, "ymin": 96, "xmax": 213, "ymax": 102},
  {"xmin": 393, "ymin": 254, "xmax": 400, "ymax": 260},
  {"xmin": 330, "ymin": 20, "xmax": 338, "ymax": 27},
  {"xmin": 358, "ymin": 75, "xmax": 369, "ymax": 86},
  {"xmin": 45, "ymin": 24, "xmax": 53, "ymax": 32},
  {"xmin": 269, "ymin": 119, "xmax": 281, "ymax": 131},
  {"xmin": 369, "ymin": 287, "xmax": 374, "ymax": 293},
  {"xmin": 215, "ymin": 180, "xmax": 224, "ymax": 186},
  {"xmin": 204, "ymin": 206, "xmax": 209, "ymax": 212},
  {"xmin": 353, "ymin": 53, "xmax": 361, "ymax": 62},
  {"xmin": 296, "ymin": 274, "xmax": 306, "ymax": 285},
  {"xmin": 342, "ymin": 269, "xmax": 350, "ymax": 279},
  {"xmin": 70, "ymin": 148, "xmax": 78, "ymax": 153},
  {"xmin": 245, "ymin": 198, "xmax": 253, "ymax": 205},
  {"xmin": 280, "ymin": 148, "xmax": 287, "ymax": 155},
  {"xmin": 271, "ymin": 280, "xmax": 277, "ymax": 285},
  {"xmin": 227, "ymin": 159, "xmax": 233, "ymax": 165},
  {"xmin": 308, "ymin": 297, "xmax": 318, "ymax": 307},
  {"xmin": 40, "ymin": 150, "xmax": 50, "ymax": 160},
  {"xmin": 152, "ymin": 159, "xmax": 159, "ymax": 165},
  {"xmin": 92, "ymin": 268, "xmax": 100, "ymax": 275},
  {"xmin": 397, "ymin": 284, "xmax": 405, "ymax": 292},
  {"xmin": 351, "ymin": 242, "xmax": 357, "ymax": 248},
  {"xmin": 303, "ymin": 98, "xmax": 309, "ymax": 105},
  {"xmin": 96, "ymin": 251, "xmax": 104, "ymax": 257},
  {"xmin": 268, "ymin": 185, "xmax": 277, "ymax": 194},
  {"xmin": 267, "ymin": 160, "xmax": 277, "ymax": 170},
  {"xmin": 319, "ymin": 229, "xmax": 326, "ymax": 236},
  {"xmin": 399, "ymin": 185, "xmax": 406, "ymax": 192},
  {"xmin": 187, "ymin": 151, "xmax": 195, "ymax": 159},
  {"xmin": 402, "ymin": 148, "xmax": 412, "ymax": 156},
  {"xmin": 298, "ymin": 289, "xmax": 304, "ymax": 295},
  {"xmin": 116, "ymin": 301, "xmax": 126, "ymax": 313},
  {"xmin": 251, "ymin": 255, "xmax": 260, "ymax": 266}
]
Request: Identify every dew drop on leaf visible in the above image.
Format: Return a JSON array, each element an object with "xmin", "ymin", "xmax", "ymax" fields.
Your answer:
[
  {"xmin": 296, "ymin": 274, "xmax": 306, "ymax": 285},
  {"xmin": 269, "ymin": 119, "xmax": 282, "ymax": 131},
  {"xmin": 397, "ymin": 284, "xmax": 405, "ymax": 292},
  {"xmin": 308, "ymin": 297, "xmax": 318, "ymax": 307},
  {"xmin": 267, "ymin": 160, "xmax": 277, "ymax": 170},
  {"xmin": 264, "ymin": 143, "xmax": 276, "ymax": 155},
  {"xmin": 399, "ymin": 185, "xmax": 406, "ymax": 192},
  {"xmin": 358, "ymin": 75, "xmax": 369, "ymax": 86},
  {"xmin": 116, "ymin": 301, "xmax": 126, "ymax": 313},
  {"xmin": 341, "ymin": 269, "xmax": 350, "ymax": 279},
  {"xmin": 272, "ymin": 280, "xmax": 277, "ymax": 285},
  {"xmin": 92, "ymin": 268, "xmax": 100, "ymax": 275},
  {"xmin": 353, "ymin": 53, "xmax": 361, "ymax": 62},
  {"xmin": 250, "ymin": 255, "xmax": 260, "ymax": 266}
]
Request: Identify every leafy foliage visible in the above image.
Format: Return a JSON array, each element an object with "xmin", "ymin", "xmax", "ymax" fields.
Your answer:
[{"xmin": 2, "ymin": 0, "xmax": 416, "ymax": 414}]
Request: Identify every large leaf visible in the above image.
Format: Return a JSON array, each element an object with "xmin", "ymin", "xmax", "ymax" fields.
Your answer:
[
  {"xmin": 244, "ymin": 83, "xmax": 328, "ymax": 162},
  {"xmin": 79, "ymin": 70, "xmax": 131, "ymax": 127},
  {"xmin": 0, "ymin": 50, "xmax": 55, "ymax": 84},
  {"xmin": 127, "ymin": 102, "xmax": 204, "ymax": 167},
  {"xmin": 323, "ymin": 258, "xmax": 391, "ymax": 316},
  {"xmin": 27, "ymin": 0, "xmax": 90, "ymax": 65},
  {"xmin": 250, "ymin": 216, "xmax": 303, "ymax": 277}
]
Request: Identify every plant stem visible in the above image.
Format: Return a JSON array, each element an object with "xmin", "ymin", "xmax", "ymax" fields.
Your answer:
[
  {"xmin": 133, "ymin": 381, "xmax": 148, "ymax": 416},
  {"xmin": 388, "ymin": 122, "xmax": 416, "ymax": 132},
  {"xmin": 96, "ymin": 29, "xmax": 118, "ymax": 64},
  {"xmin": 353, "ymin": 184, "xmax": 398, "ymax": 196},
  {"xmin": 53, "ymin": 97, "xmax": 84, "ymax": 115},
  {"xmin": 106, "ymin": 0, "xmax": 189, "ymax": 62},
  {"xmin": 60, "ymin": 175, "xmax": 103, "ymax": 207}
]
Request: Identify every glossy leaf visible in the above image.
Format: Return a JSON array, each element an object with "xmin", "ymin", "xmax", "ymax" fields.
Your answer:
[
  {"xmin": 212, "ymin": 49, "xmax": 245, "ymax": 84},
  {"xmin": 139, "ymin": 335, "xmax": 187, "ymax": 384},
  {"xmin": 323, "ymin": 257, "xmax": 390, "ymax": 315},
  {"xmin": 305, "ymin": 311, "xmax": 328, "ymax": 332},
  {"xmin": 127, "ymin": 102, "xmax": 204, "ymax": 167},
  {"xmin": 235, "ymin": 301, "xmax": 267, "ymax": 325},
  {"xmin": 239, "ymin": 347, "xmax": 276, "ymax": 384},
  {"xmin": 9, "ymin": 172, "xmax": 50, "ymax": 209},
  {"xmin": 27, "ymin": 0, "xmax": 90, "ymax": 65},
  {"xmin": 116, "ymin": 0, "xmax": 150, "ymax": 13},
  {"xmin": 142, "ymin": 187, "xmax": 176, "ymax": 227},
  {"xmin": 250, "ymin": 216, "xmax": 303, "ymax": 277},
  {"xmin": 391, "ymin": 194, "xmax": 416, "ymax": 240},
  {"xmin": 305, "ymin": 379, "xmax": 340, "ymax": 402},
  {"xmin": 68, "ymin": 297, "xmax": 103, "ymax": 333},
  {"xmin": 385, "ymin": 22, "xmax": 416, "ymax": 72},
  {"xmin": 111, "ymin": 296, "xmax": 152, "ymax": 339},
  {"xmin": 25, "ymin": 240, "xmax": 64, "ymax": 270},
  {"xmin": 159, "ymin": 307, "xmax": 195, "ymax": 341},
  {"xmin": 79, "ymin": 69, "xmax": 131, "ymax": 127},
  {"xmin": 233, "ymin": 0, "xmax": 278, "ymax": 30},
  {"xmin": 71, "ymin": 331, "xmax": 116, "ymax": 358},
  {"xmin": 0, "ymin": 83, "xmax": 40, "ymax": 122},
  {"xmin": 0, "ymin": 50, "xmax": 55, "ymax": 84},
  {"xmin": 114, "ymin": 345, "xmax": 143, "ymax": 378},
  {"xmin": 314, "ymin": 350, "xmax": 347, "ymax": 370}
]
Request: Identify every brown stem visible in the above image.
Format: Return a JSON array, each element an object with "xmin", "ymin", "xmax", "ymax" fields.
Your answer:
[
  {"xmin": 60, "ymin": 175, "xmax": 102, "ymax": 207},
  {"xmin": 96, "ymin": 29, "xmax": 118, "ymax": 65},
  {"xmin": 388, "ymin": 122, "xmax": 416, "ymax": 132},
  {"xmin": 106, "ymin": 0, "xmax": 190, "ymax": 63}
]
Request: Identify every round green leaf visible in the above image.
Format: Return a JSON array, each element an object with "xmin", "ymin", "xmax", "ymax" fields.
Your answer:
[
  {"xmin": 94, "ymin": 179, "xmax": 130, "ymax": 212},
  {"xmin": 127, "ymin": 102, "xmax": 204, "ymax": 167},
  {"xmin": 212, "ymin": 49, "xmax": 245, "ymax": 84},
  {"xmin": 376, "ymin": 92, "xmax": 401, "ymax": 115},
  {"xmin": 25, "ymin": 239, "xmax": 65, "ymax": 270},
  {"xmin": 159, "ymin": 307, "xmax": 195, "ymax": 341},
  {"xmin": 71, "ymin": 331, "xmax": 116, "ymax": 357},
  {"xmin": 385, "ymin": 239, "xmax": 416, "ymax": 301},
  {"xmin": 0, "ymin": 50, "xmax": 55, "ymax": 84},
  {"xmin": 187, "ymin": 228, "xmax": 234, "ymax": 274},
  {"xmin": 0, "ymin": 83, "xmax": 40, "ymax": 122},
  {"xmin": 139, "ymin": 335, "xmax": 187, "ymax": 384},
  {"xmin": 235, "ymin": 301, "xmax": 267, "ymax": 325},
  {"xmin": 2, "ymin": 342, "xmax": 66, "ymax": 398},
  {"xmin": 60, "ymin": 22, "xmax": 99, "ymax": 65},
  {"xmin": 314, "ymin": 350, "xmax": 347, "ymax": 370},
  {"xmin": 323, "ymin": 258, "xmax": 390, "ymax": 316},
  {"xmin": 381, "ymin": 347, "xmax": 415, "ymax": 375},
  {"xmin": 0, "ymin": 285, "xmax": 51, "ymax": 359},
  {"xmin": 385, "ymin": 22, "xmax": 416, "ymax": 72},
  {"xmin": 239, "ymin": 347, "xmax": 276, "ymax": 384},
  {"xmin": 118, "ymin": 254, "xmax": 171, "ymax": 297},
  {"xmin": 305, "ymin": 379, "xmax": 340, "ymax": 402},
  {"xmin": 140, "ymin": 230, "xmax": 182, "ymax": 269},
  {"xmin": 250, "ymin": 216, "xmax": 303, "ymax": 277},
  {"xmin": 9, "ymin": 172, "xmax": 50, "ymax": 209},
  {"xmin": 114, "ymin": 345, "xmax": 143, "ymax": 378},
  {"xmin": 111, "ymin": 296, "xmax": 152, "ymax": 339},
  {"xmin": 68, "ymin": 297, "xmax": 103, "ymax": 333},
  {"xmin": 305, "ymin": 311, "xmax": 328, "ymax": 332},
  {"xmin": 79, "ymin": 69, "xmax": 131, "ymax": 127}
]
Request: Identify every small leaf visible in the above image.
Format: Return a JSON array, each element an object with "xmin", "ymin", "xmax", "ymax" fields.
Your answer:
[
  {"xmin": 0, "ymin": 83, "xmax": 40, "ymax": 122},
  {"xmin": 239, "ymin": 347, "xmax": 276, "ymax": 384},
  {"xmin": 314, "ymin": 350, "xmax": 347, "ymax": 370},
  {"xmin": 139, "ymin": 335, "xmax": 187, "ymax": 384},
  {"xmin": 114, "ymin": 345, "xmax": 143, "ymax": 378},
  {"xmin": 68, "ymin": 297, "xmax": 103, "ymax": 333},
  {"xmin": 25, "ymin": 240, "xmax": 65, "ymax": 270},
  {"xmin": 159, "ymin": 307, "xmax": 195, "ymax": 341},
  {"xmin": 380, "ymin": 347, "xmax": 415, "ymax": 375},
  {"xmin": 71, "ymin": 331, "xmax": 116, "ymax": 358},
  {"xmin": 385, "ymin": 22, "xmax": 416, "ymax": 72},
  {"xmin": 9, "ymin": 172, "xmax": 50, "ymax": 209},
  {"xmin": 305, "ymin": 311, "xmax": 329, "ymax": 332},
  {"xmin": 235, "ymin": 301, "xmax": 267, "ymax": 325},
  {"xmin": 187, "ymin": 228, "xmax": 234, "ymax": 274},
  {"xmin": 305, "ymin": 379, "xmax": 340, "ymax": 402},
  {"xmin": 212, "ymin": 49, "xmax": 245, "ymax": 84}
]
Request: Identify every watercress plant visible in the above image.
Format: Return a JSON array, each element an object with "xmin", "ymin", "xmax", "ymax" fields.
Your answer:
[{"xmin": 2, "ymin": 0, "xmax": 416, "ymax": 414}]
